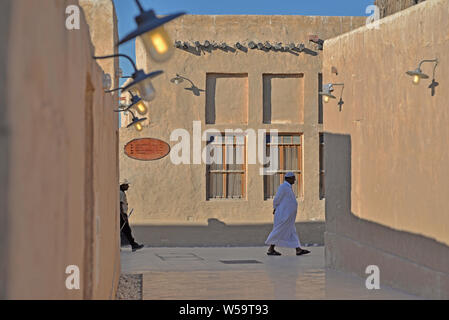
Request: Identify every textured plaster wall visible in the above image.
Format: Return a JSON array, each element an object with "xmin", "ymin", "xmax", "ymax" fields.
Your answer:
[
  {"xmin": 0, "ymin": 0, "xmax": 119, "ymax": 299},
  {"xmin": 323, "ymin": 0, "xmax": 449, "ymax": 298},
  {"xmin": 79, "ymin": 0, "xmax": 119, "ymax": 90},
  {"xmin": 375, "ymin": 0, "xmax": 427, "ymax": 18},
  {"xmin": 119, "ymin": 15, "xmax": 365, "ymax": 245}
]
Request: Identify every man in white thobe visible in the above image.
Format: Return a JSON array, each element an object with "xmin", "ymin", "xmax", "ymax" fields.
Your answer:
[{"xmin": 265, "ymin": 172, "xmax": 310, "ymax": 256}]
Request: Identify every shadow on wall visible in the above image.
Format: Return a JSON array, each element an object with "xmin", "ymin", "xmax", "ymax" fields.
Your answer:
[
  {"xmin": 121, "ymin": 219, "xmax": 325, "ymax": 247},
  {"xmin": 324, "ymin": 133, "xmax": 449, "ymax": 299}
]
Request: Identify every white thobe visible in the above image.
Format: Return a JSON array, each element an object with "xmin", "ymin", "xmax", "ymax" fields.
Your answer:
[
  {"xmin": 120, "ymin": 190, "xmax": 128, "ymax": 214},
  {"xmin": 265, "ymin": 181, "xmax": 301, "ymax": 248}
]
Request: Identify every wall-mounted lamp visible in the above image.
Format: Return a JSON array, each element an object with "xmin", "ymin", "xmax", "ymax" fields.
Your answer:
[
  {"xmin": 94, "ymin": 53, "xmax": 163, "ymax": 102},
  {"xmin": 128, "ymin": 92, "xmax": 148, "ymax": 116},
  {"xmin": 170, "ymin": 74, "xmax": 204, "ymax": 96},
  {"xmin": 115, "ymin": 92, "xmax": 148, "ymax": 116},
  {"xmin": 117, "ymin": 0, "xmax": 185, "ymax": 63},
  {"xmin": 320, "ymin": 83, "xmax": 345, "ymax": 110},
  {"xmin": 114, "ymin": 92, "xmax": 148, "ymax": 132},
  {"xmin": 406, "ymin": 59, "xmax": 438, "ymax": 85},
  {"xmin": 127, "ymin": 112, "xmax": 147, "ymax": 132},
  {"xmin": 319, "ymin": 83, "xmax": 336, "ymax": 103},
  {"xmin": 170, "ymin": 74, "xmax": 184, "ymax": 85}
]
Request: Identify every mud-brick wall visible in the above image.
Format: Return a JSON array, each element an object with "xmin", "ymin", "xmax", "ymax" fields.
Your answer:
[
  {"xmin": 375, "ymin": 0, "xmax": 426, "ymax": 18},
  {"xmin": 0, "ymin": 0, "xmax": 120, "ymax": 299},
  {"xmin": 324, "ymin": 0, "xmax": 449, "ymax": 299}
]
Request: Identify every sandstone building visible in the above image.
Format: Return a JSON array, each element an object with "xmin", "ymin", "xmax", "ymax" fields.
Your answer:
[{"xmin": 119, "ymin": 15, "xmax": 365, "ymax": 246}]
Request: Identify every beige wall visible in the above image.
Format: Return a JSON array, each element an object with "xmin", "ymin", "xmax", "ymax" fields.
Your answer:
[
  {"xmin": 323, "ymin": 0, "xmax": 449, "ymax": 298},
  {"xmin": 80, "ymin": 0, "xmax": 119, "ymax": 90},
  {"xmin": 0, "ymin": 0, "xmax": 120, "ymax": 299},
  {"xmin": 119, "ymin": 15, "xmax": 365, "ymax": 246},
  {"xmin": 375, "ymin": 0, "xmax": 427, "ymax": 18}
]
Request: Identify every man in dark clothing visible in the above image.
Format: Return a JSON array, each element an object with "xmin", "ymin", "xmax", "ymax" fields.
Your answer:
[{"xmin": 120, "ymin": 180, "xmax": 144, "ymax": 252}]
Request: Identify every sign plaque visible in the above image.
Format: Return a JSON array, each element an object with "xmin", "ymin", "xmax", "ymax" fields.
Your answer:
[{"xmin": 124, "ymin": 138, "xmax": 171, "ymax": 161}]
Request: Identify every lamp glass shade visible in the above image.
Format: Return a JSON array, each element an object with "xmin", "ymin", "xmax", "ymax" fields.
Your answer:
[
  {"xmin": 413, "ymin": 75, "xmax": 421, "ymax": 85},
  {"xmin": 135, "ymin": 122, "xmax": 143, "ymax": 132},
  {"xmin": 135, "ymin": 101, "xmax": 148, "ymax": 116},
  {"xmin": 129, "ymin": 78, "xmax": 156, "ymax": 102},
  {"xmin": 127, "ymin": 117, "xmax": 147, "ymax": 131},
  {"xmin": 171, "ymin": 77, "xmax": 183, "ymax": 85},
  {"xmin": 406, "ymin": 69, "xmax": 429, "ymax": 84},
  {"xmin": 140, "ymin": 26, "xmax": 173, "ymax": 62},
  {"xmin": 319, "ymin": 91, "xmax": 336, "ymax": 103}
]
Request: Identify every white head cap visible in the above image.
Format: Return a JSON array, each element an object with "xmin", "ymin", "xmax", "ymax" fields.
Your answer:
[
  {"xmin": 285, "ymin": 172, "xmax": 295, "ymax": 178},
  {"xmin": 120, "ymin": 179, "xmax": 130, "ymax": 185}
]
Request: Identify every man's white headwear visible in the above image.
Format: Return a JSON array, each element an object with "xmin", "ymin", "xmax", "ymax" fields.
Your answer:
[{"xmin": 120, "ymin": 179, "xmax": 130, "ymax": 185}]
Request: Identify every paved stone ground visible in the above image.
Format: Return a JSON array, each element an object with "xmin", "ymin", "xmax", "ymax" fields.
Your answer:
[
  {"xmin": 120, "ymin": 246, "xmax": 420, "ymax": 300},
  {"xmin": 116, "ymin": 274, "xmax": 142, "ymax": 300}
]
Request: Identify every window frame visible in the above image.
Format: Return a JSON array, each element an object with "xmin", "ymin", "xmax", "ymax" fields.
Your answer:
[
  {"xmin": 206, "ymin": 133, "xmax": 247, "ymax": 200},
  {"xmin": 264, "ymin": 133, "xmax": 303, "ymax": 200}
]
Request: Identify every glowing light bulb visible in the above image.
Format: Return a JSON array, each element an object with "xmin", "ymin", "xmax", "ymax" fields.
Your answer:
[
  {"xmin": 135, "ymin": 122, "xmax": 143, "ymax": 132},
  {"xmin": 323, "ymin": 95, "xmax": 330, "ymax": 103},
  {"xmin": 413, "ymin": 75, "xmax": 421, "ymax": 85},
  {"xmin": 141, "ymin": 26, "xmax": 173, "ymax": 62},
  {"xmin": 135, "ymin": 101, "xmax": 148, "ymax": 116}
]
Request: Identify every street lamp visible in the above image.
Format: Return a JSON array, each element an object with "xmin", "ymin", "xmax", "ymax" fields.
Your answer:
[
  {"xmin": 127, "ymin": 112, "xmax": 147, "ymax": 132},
  {"xmin": 406, "ymin": 59, "xmax": 438, "ymax": 85},
  {"xmin": 319, "ymin": 83, "xmax": 337, "ymax": 103},
  {"xmin": 118, "ymin": 0, "xmax": 185, "ymax": 63},
  {"xmin": 115, "ymin": 98, "xmax": 148, "ymax": 132},
  {"xmin": 170, "ymin": 74, "xmax": 204, "ymax": 96},
  {"xmin": 320, "ymin": 83, "xmax": 345, "ymax": 110},
  {"xmin": 127, "ymin": 92, "xmax": 148, "ymax": 116},
  {"xmin": 93, "ymin": 53, "xmax": 163, "ymax": 102}
]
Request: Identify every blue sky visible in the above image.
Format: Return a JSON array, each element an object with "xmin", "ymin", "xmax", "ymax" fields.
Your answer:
[{"xmin": 113, "ymin": 0, "xmax": 374, "ymax": 85}]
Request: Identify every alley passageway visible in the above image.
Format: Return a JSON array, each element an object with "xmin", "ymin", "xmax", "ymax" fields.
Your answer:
[{"xmin": 121, "ymin": 246, "xmax": 418, "ymax": 300}]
